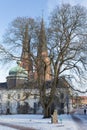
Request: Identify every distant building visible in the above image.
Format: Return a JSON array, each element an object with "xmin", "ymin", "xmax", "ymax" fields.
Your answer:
[
  {"xmin": 80, "ymin": 96, "xmax": 87, "ymax": 105},
  {"xmin": 0, "ymin": 75, "xmax": 73, "ymax": 114},
  {"xmin": 72, "ymin": 95, "xmax": 87, "ymax": 109}
]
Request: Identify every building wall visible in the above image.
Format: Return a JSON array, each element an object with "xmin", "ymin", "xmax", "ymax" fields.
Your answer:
[
  {"xmin": 0, "ymin": 87, "xmax": 73, "ymax": 115},
  {"xmin": 0, "ymin": 89, "xmax": 42, "ymax": 114}
]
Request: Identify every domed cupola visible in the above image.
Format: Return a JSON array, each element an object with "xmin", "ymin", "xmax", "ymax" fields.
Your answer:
[
  {"xmin": 9, "ymin": 61, "xmax": 28, "ymax": 77},
  {"xmin": 7, "ymin": 61, "xmax": 28, "ymax": 89}
]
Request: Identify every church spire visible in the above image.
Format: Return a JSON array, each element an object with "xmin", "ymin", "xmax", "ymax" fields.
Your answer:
[
  {"xmin": 21, "ymin": 23, "xmax": 33, "ymax": 77},
  {"xmin": 37, "ymin": 18, "xmax": 48, "ymax": 57},
  {"xmin": 36, "ymin": 18, "xmax": 51, "ymax": 81},
  {"xmin": 21, "ymin": 24, "xmax": 30, "ymax": 60}
]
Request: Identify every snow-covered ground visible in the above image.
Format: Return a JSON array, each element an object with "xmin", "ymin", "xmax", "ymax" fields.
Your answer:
[{"xmin": 0, "ymin": 114, "xmax": 79, "ymax": 130}]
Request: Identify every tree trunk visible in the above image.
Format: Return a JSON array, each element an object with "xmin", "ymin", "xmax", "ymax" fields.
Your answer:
[{"xmin": 43, "ymin": 106, "xmax": 51, "ymax": 118}]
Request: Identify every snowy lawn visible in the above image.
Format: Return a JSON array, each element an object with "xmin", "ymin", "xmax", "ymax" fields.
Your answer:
[{"xmin": 0, "ymin": 114, "xmax": 78, "ymax": 130}]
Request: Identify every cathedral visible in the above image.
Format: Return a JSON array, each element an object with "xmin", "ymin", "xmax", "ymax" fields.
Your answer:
[{"xmin": 0, "ymin": 19, "xmax": 73, "ymax": 115}]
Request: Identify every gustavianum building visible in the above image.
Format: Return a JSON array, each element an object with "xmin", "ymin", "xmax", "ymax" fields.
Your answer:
[{"xmin": 0, "ymin": 19, "xmax": 73, "ymax": 115}]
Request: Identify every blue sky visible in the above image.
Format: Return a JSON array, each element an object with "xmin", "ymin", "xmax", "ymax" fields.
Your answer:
[
  {"xmin": 0, "ymin": 0, "xmax": 87, "ymax": 82},
  {"xmin": 0, "ymin": 0, "xmax": 48, "ymax": 39},
  {"xmin": 0, "ymin": 0, "xmax": 87, "ymax": 39}
]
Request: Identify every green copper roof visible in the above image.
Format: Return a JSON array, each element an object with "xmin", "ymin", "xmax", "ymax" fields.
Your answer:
[{"xmin": 9, "ymin": 64, "xmax": 28, "ymax": 77}]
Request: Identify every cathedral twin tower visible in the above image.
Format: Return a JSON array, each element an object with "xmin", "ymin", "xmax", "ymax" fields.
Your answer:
[{"xmin": 20, "ymin": 18, "xmax": 51, "ymax": 82}]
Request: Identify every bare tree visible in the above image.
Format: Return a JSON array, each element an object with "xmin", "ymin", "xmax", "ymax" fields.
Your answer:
[
  {"xmin": 1, "ymin": 4, "xmax": 87, "ymax": 118},
  {"xmin": 48, "ymin": 4, "xmax": 87, "ymax": 86},
  {"xmin": 38, "ymin": 4, "xmax": 87, "ymax": 117},
  {"xmin": 1, "ymin": 17, "xmax": 35, "ymax": 63},
  {"xmin": 0, "ymin": 17, "xmax": 37, "ymax": 111}
]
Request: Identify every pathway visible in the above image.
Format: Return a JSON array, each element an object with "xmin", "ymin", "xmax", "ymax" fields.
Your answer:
[{"xmin": 71, "ymin": 114, "xmax": 87, "ymax": 130}]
